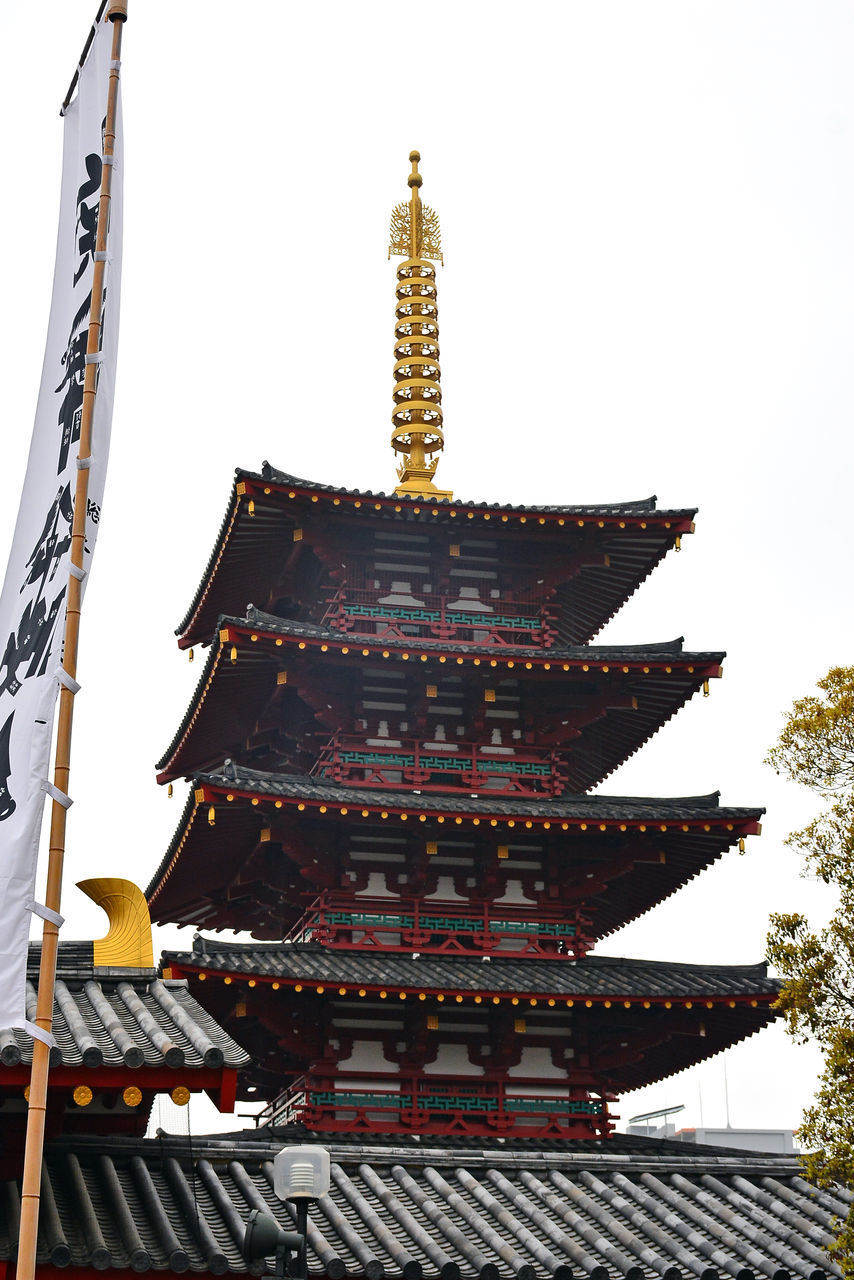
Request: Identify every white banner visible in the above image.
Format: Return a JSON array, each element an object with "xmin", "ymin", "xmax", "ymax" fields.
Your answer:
[{"xmin": 0, "ymin": 13, "xmax": 122, "ymax": 1034}]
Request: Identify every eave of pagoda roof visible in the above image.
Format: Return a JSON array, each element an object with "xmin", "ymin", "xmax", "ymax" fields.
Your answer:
[
  {"xmin": 165, "ymin": 939, "xmax": 777, "ymax": 1002},
  {"xmin": 187, "ymin": 762, "xmax": 764, "ymax": 824},
  {"xmin": 175, "ymin": 465, "xmax": 697, "ymax": 649},
  {"xmin": 161, "ymin": 942, "xmax": 778, "ymax": 1095},
  {"xmin": 156, "ymin": 608, "xmax": 725, "ymax": 786},
  {"xmin": 146, "ymin": 765, "xmax": 763, "ymax": 936},
  {"xmin": 257, "ymin": 465, "xmax": 698, "ymax": 520},
  {"xmin": 231, "ymin": 606, "xmax": 724, "ymax": 666}
]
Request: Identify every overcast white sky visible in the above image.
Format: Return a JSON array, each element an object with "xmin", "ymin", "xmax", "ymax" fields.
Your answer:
[{"xmin": 1, "ymin": 1, "xmax": 852, "ymax": 1139}]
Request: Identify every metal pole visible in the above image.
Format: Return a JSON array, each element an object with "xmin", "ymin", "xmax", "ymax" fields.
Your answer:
[
  {"xmin": 16, "ymin": 9, "xmax": 126, "ymax": 1280},
  {"xmin": 296, "ymin": 1203, "xmax": 308, "ymax": 1280}
]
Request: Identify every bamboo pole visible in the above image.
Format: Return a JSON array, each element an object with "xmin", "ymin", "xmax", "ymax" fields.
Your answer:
[{"xmin": 16, "ymin": 8, "xmax": 127, "ymax": 1280}]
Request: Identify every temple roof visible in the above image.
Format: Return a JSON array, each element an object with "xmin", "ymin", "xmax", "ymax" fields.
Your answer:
[
  {"xmin": 165, "ymin": 939, "xmax": 777, "ymax": 1003},
  {"xmin": 176, "ymin": 467, "xmax": 697, "ymax": 649},
  {"xmin": 213, "ymin": 607, "xmax": 722, "ymax": 667},
  {"xmin": 187, "ymin": 762, "xmax": 764, "ymax": 824},
  {"xmin": 147, "ymin": 766, "xmax": 763, "ymax": 935},
  {"xmin": 3, "ymin": 1130, "xmax": 838, "ymax": 1278},
  {"xmin": 162, "ymin": 945, "xmax": 778, "ymax": 1097},
  {"xmin": 0, "ymin": 943, "xmax": 250, "ymax": 1072},
  {"xmin": 156, "ymin": 609, "xmax": 725, "ymax": 787},
  {"xmin": 256, "ymin": 467, "xmax": 695, "ymax": 518}
]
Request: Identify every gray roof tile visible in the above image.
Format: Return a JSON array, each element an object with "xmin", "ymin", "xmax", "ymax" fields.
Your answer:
[
  {"xmin": 0, "ymin": 1133, "xmax": 838, "ymax": 1279},
  {"xmin": 0, "ymin": 947, "xmax": 250, "ymax": 1070},
  {"xmin": 164, "ymin": 940, "xmax": 777, "ymax": 1001},
  {"xmin": 198, "ymin": 762, "xmax": 763, "ymax": 824},
  {"xmin": 176, "ymin": 467, "xmax": 696, "ymax": 647}
]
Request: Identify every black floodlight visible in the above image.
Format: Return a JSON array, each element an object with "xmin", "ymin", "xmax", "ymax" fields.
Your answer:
[{"xmin": 242, "ymin": 1208, "xmax": 302, "ymax": 1277}]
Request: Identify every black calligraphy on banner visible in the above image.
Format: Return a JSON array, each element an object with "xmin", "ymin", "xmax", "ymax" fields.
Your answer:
[
  {"xmin": 0, "ymin": 713, "xmax": 15, "ymax": 821},
  {"xmin": 73, "ymin": 153, "xmax": 101, "ymax": 286},
  {"xmin": 0, "ymin": 137, "xmax": 105, "ymax": 823},
  {"xmin": 55, "ymin": 291, "xmax": 92, "ymax": 475},
  {"xmin": 56, "ymin": 133, "xmax": 104, "ymax": 476}
]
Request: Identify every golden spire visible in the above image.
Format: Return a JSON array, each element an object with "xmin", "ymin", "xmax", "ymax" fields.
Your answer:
[{"xmin": 388, "ymin": 151, "xmax": 451, "ymax": 500}]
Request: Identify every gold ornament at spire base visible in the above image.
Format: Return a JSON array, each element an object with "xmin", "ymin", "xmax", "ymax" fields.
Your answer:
[{"xmin": 388, "ymin": 152, "xmax": 452, "ymax": 500}]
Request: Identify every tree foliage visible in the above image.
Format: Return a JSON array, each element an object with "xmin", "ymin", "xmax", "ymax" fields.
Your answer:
[{"xmin": 766, "ymin": 666, "xmax": 854, "ymax": 1270}]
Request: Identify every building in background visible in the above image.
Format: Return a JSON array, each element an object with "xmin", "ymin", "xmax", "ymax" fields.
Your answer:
[
  {"xmin": 0, "ymin": 155, "xmax": 841, "ymax": 1280},
  {"xmin": 148, "ymin": 154, "xmax": 774, "ymax": 1143}
]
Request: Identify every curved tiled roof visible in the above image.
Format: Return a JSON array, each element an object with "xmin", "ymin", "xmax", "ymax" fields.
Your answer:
[
  {"xmin": 0, "ymin": 1131, "xmax": 841, "ymax": 1279},
  {"xmin": 175, "ymin": 467, "xmax": 697, "ymax": 648},
  {"xmin": 259, "ymin": 465, "xmax": 691, "ymax": 517},
  {"xmin": 197, "ymin": 762, "xmax": 763, "ymax": 823},
  {"xmin": 166, "ymin": 939, "xmax": 777, "ymax": 1003},
  {"xmin": 146, "ymin": 767, "xmax": 762, "ymax": 941},
  {"xmin": 240, "ymin": 607, "xmax": 718, "ymax": 664},
  {"xmin": 0, "ymin": 944, "xmax": 249, "ymax": 1071},
  {"xmin": 156, "ymin": 608, "xmax": 725, "ymax": 785}
]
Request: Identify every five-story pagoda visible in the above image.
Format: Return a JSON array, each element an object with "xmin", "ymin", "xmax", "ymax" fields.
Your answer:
[{"xmin": 149, "ymin": 154, "xmax": 775, "ymax": 1143}]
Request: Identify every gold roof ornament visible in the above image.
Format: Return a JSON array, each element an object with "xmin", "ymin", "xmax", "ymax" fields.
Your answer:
[
  {"xmin": 388, "ymin": 152, "xmax": 452, "ymax": 500},
  {"xmin": 76, "ymin": 877, "xmax": 154, "ymax": 968}
]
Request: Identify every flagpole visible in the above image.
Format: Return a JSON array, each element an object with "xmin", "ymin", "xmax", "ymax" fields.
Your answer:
[{"xmin": 16, "ymin": 7, "xmax": 127, "ymax": 1280}]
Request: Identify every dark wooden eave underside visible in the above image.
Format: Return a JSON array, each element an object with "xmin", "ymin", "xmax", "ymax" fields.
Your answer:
[
  {"xmin": 146, "ymin": 767, "xmax": 763, "ymax": 940},
  {"xmin": 161, "ymin": 942, "xmax": 778, "ymax": 1095},
  {"xmin": 156, "ymin": 610, "xmax": 724, "ymax": 789},
  {"xmin": 176, "ymin": 466, "xmax": 697, "ymax": 649}
]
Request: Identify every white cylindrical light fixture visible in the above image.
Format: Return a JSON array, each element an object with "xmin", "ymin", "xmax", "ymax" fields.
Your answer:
[{"xmin": 273, "ymin": 1146, "xmax": 331, "ymax": 1202}]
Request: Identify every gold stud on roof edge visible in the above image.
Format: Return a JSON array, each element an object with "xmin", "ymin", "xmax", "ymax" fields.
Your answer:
[{"xmin": 388, "ymin": 152, "xmax": 452, "ymax": 500}]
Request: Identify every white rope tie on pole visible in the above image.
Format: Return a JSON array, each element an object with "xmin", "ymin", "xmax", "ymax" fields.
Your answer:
[
  {"xmin": 40, "ymin": 780, "xmax": 73, "ymax": 809},
  {"xmin": 84, "ymin": 352, "xmax": 103, "ymax": 364},
  {"xmin": 56, "ymin": 669, "xmax": 81, "ymax": 695},
  {"xmin": 26, "ymin": 901, "xmax": 65, "ymax": 929},
  {"xmin": 75, "ymin": 456, "xmax": 92, "ymax": 469},
  {"xmin": 24, "ymin": 1022, "xmax": 57, "ymax": 1048},
  {"xmin": 68, "ymin": 563, "xmax": 87, "ymax": 581}
]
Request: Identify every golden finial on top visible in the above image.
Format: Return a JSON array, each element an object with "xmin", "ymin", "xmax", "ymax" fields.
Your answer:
[
  {"xmin": 389, "ymin": 152, "xmax": 450, "ymax": 500},
  {"xmin": 389, "ymin": 151, "xmax": 443, "ymax": 265}
]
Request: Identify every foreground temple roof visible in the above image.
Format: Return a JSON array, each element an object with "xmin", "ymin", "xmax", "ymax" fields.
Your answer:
[
  {"xmin": 0, "ymin": 942, "xmax": 250, "ymax": 1171},
  {"xmin": 176, "ymin": 466, "xmax": 697, "ymax": 649},
  {"xmin": 0, "ymin": 1130, "xmax": 841, "ymax": 1279},
  {"xmin": 0, "ymin": 943, "xmax": 249, "ymax": 1074}
]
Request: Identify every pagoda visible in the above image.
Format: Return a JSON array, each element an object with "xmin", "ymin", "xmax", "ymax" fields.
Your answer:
[{"xmin": 147, "ymin": 153, "xmax": 774, "ymax": 1143}]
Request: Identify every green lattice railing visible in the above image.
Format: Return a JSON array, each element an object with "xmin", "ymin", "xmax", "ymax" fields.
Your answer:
[{"xmin": 296, "ymin": 1088, "xmax": 604, "ymax": 1118}]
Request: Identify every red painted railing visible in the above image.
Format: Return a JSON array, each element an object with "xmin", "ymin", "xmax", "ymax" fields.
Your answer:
[
  {"xmin": 311, "ymin": 734, "xmax": 569, "ymax": 796},
  {"xmin": 286, "ymin": 892, "xmax": 593, "ymax": 957},
  {"xmin": 319, "ymin": 586, "xmax": 558, "ymax": 647},
  {"xmin": 262, "ymin": 1073, "xmax": 614, "ymax": 1140}
]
